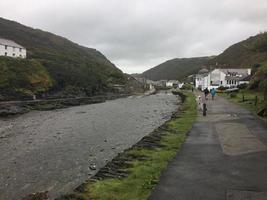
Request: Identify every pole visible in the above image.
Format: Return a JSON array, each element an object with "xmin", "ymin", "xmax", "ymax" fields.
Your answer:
[{"xmin": 203, "ymin": 103, "xmax": 207, "ymax": 116}]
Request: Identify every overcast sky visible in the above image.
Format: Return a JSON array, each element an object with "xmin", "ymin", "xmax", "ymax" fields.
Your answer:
[{"xmin": 1, "ymin": 0, "xmax": 267, "ymax": 73}]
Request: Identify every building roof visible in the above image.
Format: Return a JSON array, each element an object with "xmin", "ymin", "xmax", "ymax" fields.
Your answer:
[
  {"xmin": 198, "ymin": 68, "xmax": 209, "ymax": 74},
  {"xmin": 240, "ymin": 74, "xmax": 252, "ymax": 81},
  {"xmin": 0, "ymin": 38, "xmax": 25, "ymax": 49},
  {"xmin": 218, "ymin": 68, "xmax": 249, "ymax": 76}
]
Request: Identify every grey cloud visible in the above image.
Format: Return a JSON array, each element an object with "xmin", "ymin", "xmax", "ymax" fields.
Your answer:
[{"xmin": 1, "ymin": 0, "xmax": 267, "ymax": 73}]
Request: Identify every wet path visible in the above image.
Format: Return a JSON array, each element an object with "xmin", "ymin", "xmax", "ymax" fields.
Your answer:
[
  {"xmin": 0, "ymin": 92, "xmax": 178, "ymax": 200},
  {"xmin": 150, "ymin": 93, "xmax": 267, "ymax": 200}
]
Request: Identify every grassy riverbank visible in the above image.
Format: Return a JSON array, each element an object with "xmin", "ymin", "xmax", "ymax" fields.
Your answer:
[
  {"xmin": 219, "ymin": 90, "xmax": 266, "ymax": 120},
  {"xmin": 59, "ymin": 91, "xmax": 197, "ymax": 200}
]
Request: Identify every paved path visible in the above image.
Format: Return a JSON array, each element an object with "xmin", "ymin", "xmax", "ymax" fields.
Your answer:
[{"xmin": 150, "ymin": 93, "xmax": 267, "ymax": 200}]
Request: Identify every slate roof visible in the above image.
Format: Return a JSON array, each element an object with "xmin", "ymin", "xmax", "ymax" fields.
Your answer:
[{"xmin": 0, "ymin": 38, "xmax": 25, "ymax": 49}]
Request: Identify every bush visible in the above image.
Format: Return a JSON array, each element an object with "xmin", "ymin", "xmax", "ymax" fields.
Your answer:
[
  {"xmin": 237, "ymin": 83, "xmax": 248, "ymax": 89},
  {"xmin": 181, "ymin": 84, "xmax": 193, "ymax": 90},
  {"xmin": 230, "ymin": 93, "xmax": 237, "ymax": 98},
  {"xmin": 217, "ymin": 86, "xmax": 229, "ymax": 91}
]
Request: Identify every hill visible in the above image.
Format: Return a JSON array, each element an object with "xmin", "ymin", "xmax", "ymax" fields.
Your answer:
[
  {"xmin": 142, "ymin": 57, "xmax": 211, "ymax": 81},
  {"xmin": 209, "ymin": 32, "xmax": 267, "ymax": 67},
  {"xmin": 142, "ymin": 32, "xmax": 267, "ymax": 81},
  {"xmin": 0, "ymin": 18, "xmax": 132, "ymax": 100}
]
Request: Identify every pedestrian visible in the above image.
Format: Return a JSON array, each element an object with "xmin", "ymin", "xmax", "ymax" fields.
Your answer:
[
  {"xmin": 204, "ymin": 88, "xmax": 209, "ymax": 100},
  {"xmin": 211, "ymin": 88, "xmax": 216, "ymax": 100}
]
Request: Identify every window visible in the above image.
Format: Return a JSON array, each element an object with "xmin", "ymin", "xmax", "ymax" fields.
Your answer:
[
  {"xmin": 221, "ymin": 81, "xmax": 223, "ymax": 85},
  {"xmin": 5, "ymin": 52, "xmax": 7, "ymax": 56},
  {"xmin": 12, "ymin": 53, "xmax": 15, "ymax": 57},
  {"xmin": 19, "ymin": 48, "xmax": 22, "ymax": 52},
  {"xmin": 19, "ymin": 55, "xmax": 22, "ymax": 57},
  {"xmin": 5, "ymin": 45, "xmax": 7, "ymax": 50},
  {"xmin": 210, "ymin": 81, "xmax": 213, "ymax": 84}
]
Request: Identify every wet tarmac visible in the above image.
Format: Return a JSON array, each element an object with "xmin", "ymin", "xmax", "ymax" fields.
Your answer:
[{"xmin": 0, "ymin": 91, "xmax": 178, "ymax": 200}]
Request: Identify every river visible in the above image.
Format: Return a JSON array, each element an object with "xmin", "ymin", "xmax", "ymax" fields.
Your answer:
[{"xmin": 0, "ymin": 91, "xmax": 179, "ymax": 200}]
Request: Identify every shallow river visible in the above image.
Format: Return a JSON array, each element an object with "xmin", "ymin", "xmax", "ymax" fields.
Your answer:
[{"xmin": 0, "ymin": 91, "xmax": 179, "ymax": 200}]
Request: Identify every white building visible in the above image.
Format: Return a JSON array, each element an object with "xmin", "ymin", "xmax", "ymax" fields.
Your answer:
[
  {"xmin": 166, "ymin": 80, "xmax": 180, "ymax": 88},
  {"xmin": 0, "ymin": 38, "xmax": 26, "ymax": 58},
  {"xmin": 195, "ymin": 68, "xmax": 251, "ymax": 90}
]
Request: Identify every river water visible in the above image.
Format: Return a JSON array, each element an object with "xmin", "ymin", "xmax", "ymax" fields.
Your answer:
[{"xmin": 0, "ymin": 91, "xmax": 179, "ymax": 200}]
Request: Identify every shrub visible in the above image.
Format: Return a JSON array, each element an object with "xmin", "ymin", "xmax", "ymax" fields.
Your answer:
[
  {"xmin": 217, "ymin": 86, "xmax": 229, "ymax": 91},
  {"xmin": 230, "ymin": 93, "xmax": 237, "ymax": 98},
  {"xmin": 237, "ymin": 83, "xmax": 248, "ymax": 89},
  {"xmin": 181, "ymin": 84, "xmax": 193, "ymax": 90}
]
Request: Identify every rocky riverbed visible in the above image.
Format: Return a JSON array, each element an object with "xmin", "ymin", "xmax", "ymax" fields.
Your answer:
[{"xmin": 0, "ymin": 91, "xmax": 179, "ymax": 200}]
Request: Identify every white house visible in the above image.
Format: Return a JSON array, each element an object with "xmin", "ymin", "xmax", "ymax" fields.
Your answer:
[
  {"xmin": 166, "ymin": 80, "xmax": 180, "ymax": 88},
  {"xmin": 195, "ymin": 68, "xmax": 251, "ymax": 90},
  {"xmin": 0, "ymin": 38, "xmax": 26, "ymax": 58}
]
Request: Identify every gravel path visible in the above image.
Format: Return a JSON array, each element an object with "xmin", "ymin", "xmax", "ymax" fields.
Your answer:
[{"xmin": 0, "ymin": 91, "xmax": 178, "ymax": 200}]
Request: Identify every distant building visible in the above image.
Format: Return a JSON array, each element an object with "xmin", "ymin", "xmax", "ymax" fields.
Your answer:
[
  {"xmin": 195, "ymin": 68, "xmax": 251, "ymax": 90},
  {"xmin": 0, "ymin": 38, "xmax": 26, "ymax": 58},
  {"xmin": 166, "ymin": 80, "xmax": 180, "ymax": 88}
]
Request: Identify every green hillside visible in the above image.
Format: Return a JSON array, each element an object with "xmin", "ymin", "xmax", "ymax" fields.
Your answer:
[
  {"xmin": 0, "ymin": 17, "xmax": 128, "ymax": 100},
  {"xmin": 209, "ymin": 32, "xmax": 267, "ymax": 67},
  {"xmin": 142, "ymin": 32, "xmax": 267, "ymax": 81},
  {"xmin": 142, "ymin": 57, "xmax": 211, "ymax": 81}
]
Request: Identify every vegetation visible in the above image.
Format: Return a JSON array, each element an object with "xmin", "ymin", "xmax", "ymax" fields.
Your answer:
[
  {"xmin": 210, "ymin": 32, "xmax": 267, "ymax": 67},
  {"xmin": 142, "ymin": 32, "xmax": 267, "ymax": 82},
  {"xmin": 220, "ymin": 90, "xmax": 266, "ymax": 119},
  {"xmin": 59, "ymin": 91, "xmax": 197, "ymax": 200},
  {"xmin": 142, "ymin": 57, "xmax": 211, "ymax": 81},
  {"xmin": 249, "ymin": 62, "xmax": 267, "ymax": 116},
  {"xmin": 0, "ymin": 57, "xmax": 52, "ymax": 100},
  {"xmin": 0, "ymin": 17, "xmax": 129, "ymax": 100}
]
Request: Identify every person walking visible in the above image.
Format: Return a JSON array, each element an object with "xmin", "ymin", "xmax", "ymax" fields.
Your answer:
[
  {"xmin": 204, "ymin": 88, "xmax": 209, "ymax": 100},
  {"xmin": 211, "ymin": 88, "xmax": 216, "ymax": 100}
]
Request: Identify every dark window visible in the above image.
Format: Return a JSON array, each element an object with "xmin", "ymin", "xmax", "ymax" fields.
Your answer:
[
  {"xmin": 19, "ymin": 48, "xmax": 22, "ymax": 52},
  {"xmin": 12, "ymin": 53, "xmax": 15, "ymax": 56},
  {"xmin": 5, "ymin": 45, "xmax": 7, "ymax": 50},
  {"xmin": 210, "ymin": 81, "xmax": 213, "ymax": 84},
  {"xmin": 5, "ymin": 52, "xmax": 7, "ymax": 56},
  {"xmin": 221, "ymin": 81, "xmax": 223, "ymax": 84}
]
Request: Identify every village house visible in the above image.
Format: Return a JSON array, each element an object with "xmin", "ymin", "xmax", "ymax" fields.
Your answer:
[
  {"xmin": 166, "ymin": 80, "xmax": 180, "ymax": 88},
  {"xmin": 195, "ymin": 68, "xmax": 251, "ymax": 91},
  {"xmin": 0, "ymin": 38, "xmax": 27, "ymax": 58}
]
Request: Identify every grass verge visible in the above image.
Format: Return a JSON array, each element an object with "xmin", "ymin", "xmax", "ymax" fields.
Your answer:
[
  {"xmin": 58, "ymin": 91, "xmax": 197, "ymax": 200},
  {"xmin": 219, "ymin": 90, "xmax": 266, "ymax": 120}
]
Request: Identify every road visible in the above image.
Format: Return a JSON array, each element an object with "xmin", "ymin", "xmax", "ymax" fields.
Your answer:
[
  {"xmin": 150, "ymin": 93, "xmax": 267, "ymax": 200},
  {"xmin": 0, "ymin": 91, "xmax": 178, "ymax": 200}
]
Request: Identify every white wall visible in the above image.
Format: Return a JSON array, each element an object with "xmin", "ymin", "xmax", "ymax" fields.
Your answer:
[{"xmin": 0, "ymin": 44, "xmax": 26, "ymax": 58}]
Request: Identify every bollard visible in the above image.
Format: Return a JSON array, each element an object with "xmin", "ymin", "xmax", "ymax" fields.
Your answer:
[
  {"xmin": 203, "ymin": 103, "xmax": 207, "ymax": 116},
  {"xmin": 255, "ymin": 95, "xmax": 258, "ymax": 106}
]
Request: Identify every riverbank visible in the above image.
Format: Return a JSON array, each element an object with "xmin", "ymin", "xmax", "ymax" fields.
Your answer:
[
  {"xmin": 0, "ymin": 94, "xmax": 128, "ymax": 117},
  {"xmin": 56, "ymin": 91, "xmax": 197, "ymax": 200},
  {"xmin": 1, "ymin": 91, "xmax": 178, "ymax": 200}
]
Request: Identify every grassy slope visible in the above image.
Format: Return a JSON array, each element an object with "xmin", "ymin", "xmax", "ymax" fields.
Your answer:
[
  {"xmin": 0, "ymin": 57, "xmax": 52, "ymax": 99},
  {"xmin": 60, "ymin": 91, "xmax": 197, "ymax": 200},
  {"xmin": 209, "ymin": 32, "xmax": 267, "ymax": 67},
  {"xmin": 0, "ymin": 17, "xmax": 126, "ymax": 98},
  {"xmin": 142, "ymin": 33, "xmax": 267, "ymax": 82},
  {"xmin": 142, "ymin": 57, "xmax": 210, "ymax": 81},
  {"xmin": 219, "ymin": 90, "xmax": 266, "ymax": 120}
]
